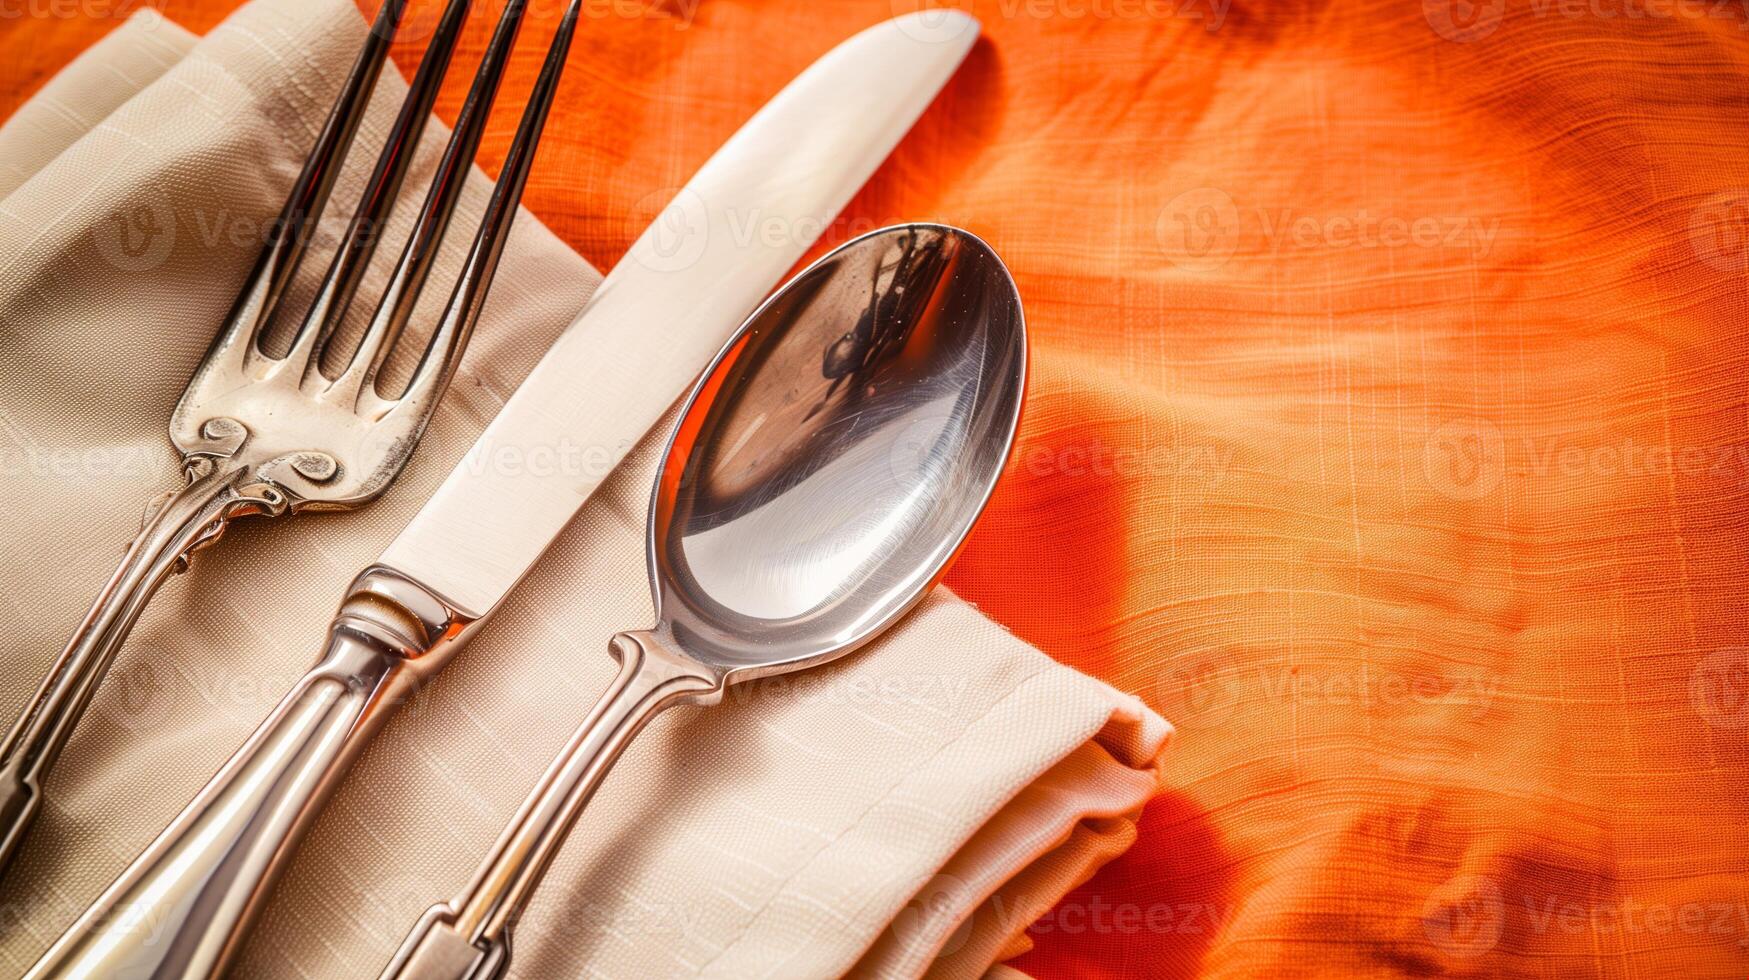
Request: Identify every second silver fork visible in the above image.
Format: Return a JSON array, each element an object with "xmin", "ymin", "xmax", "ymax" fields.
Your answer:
[{"xmin": 0, "ymin": 0, "xmax": 549, "ymax": 874}]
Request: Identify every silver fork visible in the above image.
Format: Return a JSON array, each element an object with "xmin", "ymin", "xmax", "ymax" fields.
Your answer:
[{"xmin": 0, "ymin": 0, "xmax": 548, "ymax": 874}]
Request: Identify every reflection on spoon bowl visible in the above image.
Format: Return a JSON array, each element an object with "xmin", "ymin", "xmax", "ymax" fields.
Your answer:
[{"xmin": 654, "ymin": 222, "xmax": 1027, "ymax": 672}]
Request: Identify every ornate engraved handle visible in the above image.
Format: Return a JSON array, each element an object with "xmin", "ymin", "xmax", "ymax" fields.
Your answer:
[
  {"xmin": 23, "ymin": 565, "xmax": 477, "ymax": 980},
  {"xmin": 0, "ymin": 455, "xmax": 289, "ymax": 874}
]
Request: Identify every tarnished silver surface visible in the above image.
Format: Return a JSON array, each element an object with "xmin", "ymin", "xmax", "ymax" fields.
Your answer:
[
  {"xmin": 377, "ymin": 10, "xmax": 984, "ymax": 618},
  {"xmin": 381, "ymin": 224, "xmax": 1027, "ymax": 980},
  {"xmin": 26, "ymin": 13, "xmax": 978, "ymax": 980},
  {"xmin": 0, "ymin": 0, "xmax": 507, "ymax": 875}
]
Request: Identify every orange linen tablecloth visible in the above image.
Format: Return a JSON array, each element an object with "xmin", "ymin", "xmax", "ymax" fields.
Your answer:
[{"xmin": 4, "ymin": 0, "xmax": 1749, "ymax": 977}]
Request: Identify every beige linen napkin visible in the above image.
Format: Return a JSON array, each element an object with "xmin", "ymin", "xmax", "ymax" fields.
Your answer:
[{"xmin": 0, "ymin": 2, "xmax": 1170, "ymax": 977}]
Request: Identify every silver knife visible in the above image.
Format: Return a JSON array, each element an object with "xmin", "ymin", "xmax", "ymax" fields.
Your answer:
[{"xmin": 26, "ymin": 11, "xmax": 978, "ymax": 980}]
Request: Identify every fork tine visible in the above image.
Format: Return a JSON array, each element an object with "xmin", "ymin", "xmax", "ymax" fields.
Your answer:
[
  {"xmin": 397, "ymin": 0, "xmax": 583, "ymax": 418},
  {"xmin": 280, "ymin": 0, "xmax": 475, "ymax": 379},
  {"xmin": 211, "ymin": 0, "xmax": 408, "ymax": 374},
  {"xmin": 325, "ymin": 0, "xmax": 531, "ymax": 408}
]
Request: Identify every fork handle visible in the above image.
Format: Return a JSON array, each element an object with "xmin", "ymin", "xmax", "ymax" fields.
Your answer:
[
  {"xmin": 24, "ymin": 565, "xmax": 476, "ymax": 980},
  {"xmin": 0, "ymin": 458, "xmax": 282, "ymax": 876}
]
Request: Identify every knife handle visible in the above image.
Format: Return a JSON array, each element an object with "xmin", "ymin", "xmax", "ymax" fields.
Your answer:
[{"xmin": 25, "ymin": 565, "xmax": 476, "ymax": 980}]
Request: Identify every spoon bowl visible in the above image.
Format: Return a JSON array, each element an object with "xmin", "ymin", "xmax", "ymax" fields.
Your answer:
[
  {"xmin": 382, "ymin": 223, "xmax": 1025, "ymax": 980},
  {"xmin": 651, "ymin": 223, "xmax": 1027, "ymax": 679}
]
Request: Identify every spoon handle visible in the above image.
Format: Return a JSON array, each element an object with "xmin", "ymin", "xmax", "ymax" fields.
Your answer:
[{"xmin": 380, "ymin": 631, "xmax": 722, "ymax": 980}]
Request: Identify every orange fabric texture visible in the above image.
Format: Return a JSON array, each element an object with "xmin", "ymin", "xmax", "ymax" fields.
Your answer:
[{"xmin": 5, "ymin": 0, "xmax": 1749, "ymax": 977}]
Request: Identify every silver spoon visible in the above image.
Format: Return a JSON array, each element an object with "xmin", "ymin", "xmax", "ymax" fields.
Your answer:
[{"xmin": 381, "ymin": 223, "xmax": 1028, "ymax": 980}]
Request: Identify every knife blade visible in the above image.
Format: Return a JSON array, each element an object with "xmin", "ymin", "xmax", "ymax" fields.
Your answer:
[
  {"xmin": 382, "ymin": 10, "xmax": 980, "ymax": 619},
  {"xmin": 28, "ymin": 11, "xmax": 977, "ymax": 979}
]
